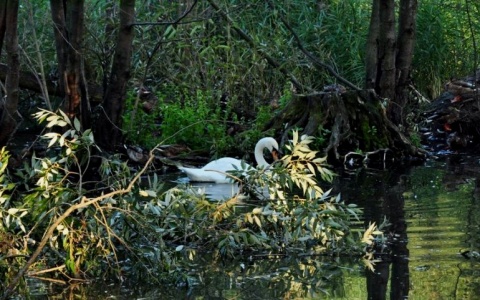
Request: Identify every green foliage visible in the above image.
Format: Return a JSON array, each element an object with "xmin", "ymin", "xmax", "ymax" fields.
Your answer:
[
  {"xmin": 278, "ymin": 83, "xmax": 294, "ymax": 108},
  {"xmin": 159, "ymin": 90, "xmax": 226, "ymax": 150},
  {"xmin": 122, "ymin": 90, "xmax": 161, "ymax": 149},
  {"xmin": 1, "ymin": 113, "xmax": 378, "ymax": 294},
  {"xmin": 122, "ymin": 86, "xmax": 232, "ymax": 153},
  {"xmin": 17, "ymin": 1, "xmax": 480, "ymax": 106},
  {"xmin": 314, "ymin": 125, "xmax": 332, "ymax": 148},
  {"xmin": 0, "ymin": 148, "xmax": 23, "ymax": 232}
]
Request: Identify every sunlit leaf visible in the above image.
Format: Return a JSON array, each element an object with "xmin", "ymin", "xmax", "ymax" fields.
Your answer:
[
  {"xmin": 7, "ymin": 208, "xmax": 19, "ymax": 214},
  {"xmin": 252, "ymin": 207, "xmax": 262, "ymax": 214},
  {"xmin": 363, "ymin": 258, "xmax": 375, "ymax": 272},
  {"xmin": 57, "ymin": 120, "xmax": 68, "ymax": 127},
  {"xmin": 307, "ymin": 164, "xmax": 315, "ymax": 174},
  {"xmin": 254, "ymin": 216, "xmax": 262, "ymax": 228},
  {"xmin": 293, "ymin": 130, "xmax": 298, "ymax": 145},
  {"xmin": 47, "ymin": 135, "xmax": 58, "ymax": 148},
  {"xmin": 58, "ymin": 110, "xmax": 71, "ymax": 125}
]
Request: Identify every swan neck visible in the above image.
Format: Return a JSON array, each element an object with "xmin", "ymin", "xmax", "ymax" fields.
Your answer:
[{"xmin": 255, "ymin": 142, "xmax": 269, "ymax": 167}]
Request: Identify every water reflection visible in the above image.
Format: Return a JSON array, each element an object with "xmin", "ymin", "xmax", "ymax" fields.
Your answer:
[
  {"xmin": 336, "ymin": 166, "xmax": 410, "ymax": 300},
  {"xmin": 338, "ymin": 156, "xmax": 480, "ymax": 300},
  {"xmin": 178, "ymin": 178, "xmax": 240, "ymax": 200}
]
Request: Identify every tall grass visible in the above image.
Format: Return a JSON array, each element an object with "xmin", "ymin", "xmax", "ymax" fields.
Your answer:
[{"xmin": 414, "ymin": 0, "xmax": 480, "ymax": 99}]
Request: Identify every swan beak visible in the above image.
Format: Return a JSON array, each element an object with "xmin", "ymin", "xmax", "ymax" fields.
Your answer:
[{"xmin": 272, "ymin": 149, "xmax": 280, "ymax": 161}]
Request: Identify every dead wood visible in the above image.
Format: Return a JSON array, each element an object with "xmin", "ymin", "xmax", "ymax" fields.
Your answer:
[{"xmin": 421, "ymin": 72, "xmax": 480, "ymax": 154}]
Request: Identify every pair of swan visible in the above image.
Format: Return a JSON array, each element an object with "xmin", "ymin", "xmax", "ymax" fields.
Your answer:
[{"xmin": 179, "ymin": 137, "xmax": 279, "ymax": 183}]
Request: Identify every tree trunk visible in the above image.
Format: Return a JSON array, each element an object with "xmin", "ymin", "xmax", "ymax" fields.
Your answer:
[
  {"xmin": 365, "ymin": 0, "xmax": 379, "ymax": 90},
  {"xmin": 0, "ymin": 1, "xmax": 6, "ymax": 56},
  {"xmin": 0, "ymin": 0, "xmax": 19, "ymax": 147},
  {"xmin": 50, "ymin": 0, "xmax": 89, "ymax": 128},
  {"xmin": 365, "ymin": 0, "xmax": 417, "ymax": 130},
  {"xmin": 50, "ymin": 0, "xmax": 67, "ymax": 101},
  {"xmin": 391, "ymin": 0, "xmax": 418, "ymax": 127},
  {"xmin": 95, "ymin": 0, "xmax": 135, "ymax": 150},
  {"xmin": 377, "ymin": 0, "xmax": 396, "ymax": 101}
]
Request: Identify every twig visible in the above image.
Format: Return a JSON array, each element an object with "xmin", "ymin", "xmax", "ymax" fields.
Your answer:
[
  {"xmin": 28, "ymin": 276, "xmax": 67, "ymax": 285},
  {"xmin": 27, "ymin": 264, "xmax": 66, "ymax": 276}
]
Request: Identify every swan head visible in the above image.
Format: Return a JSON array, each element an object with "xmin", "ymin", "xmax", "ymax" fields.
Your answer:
[{"xmin": 255, "ymin": 137, "xmax": 280, "ymax": 167}]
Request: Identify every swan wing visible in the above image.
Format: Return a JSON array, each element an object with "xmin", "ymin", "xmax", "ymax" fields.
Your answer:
[
  {"xmin": 202, "ymin": 157, "xmax": 245, "ymax": 172},
  {"xmin": 179, "ymin": 157, "xmax": 252, "ymax": 183},
  {"xmin": 179, "ymin": 166, "xmax": 229, "ymax": 183}
]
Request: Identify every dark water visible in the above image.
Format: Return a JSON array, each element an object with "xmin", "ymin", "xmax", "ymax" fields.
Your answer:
[{"xmin": 24, "ymin": 156, "xmax": 480, "ymax": 299}]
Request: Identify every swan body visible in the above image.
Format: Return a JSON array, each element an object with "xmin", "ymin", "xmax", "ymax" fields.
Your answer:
[{"xmin": 179, "ymin": 137, "xmax": 279, "ymax": 183}]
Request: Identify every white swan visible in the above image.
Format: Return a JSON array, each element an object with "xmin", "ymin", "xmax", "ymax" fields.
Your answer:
[{"xmin": 179, "ymin": 137, "xmax": 279, "ymax": 183}]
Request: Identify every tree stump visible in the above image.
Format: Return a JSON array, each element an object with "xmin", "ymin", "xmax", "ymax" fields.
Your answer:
[{"xmin": 265, "ymin": 88, "xmax": 423, "ymax": 166}]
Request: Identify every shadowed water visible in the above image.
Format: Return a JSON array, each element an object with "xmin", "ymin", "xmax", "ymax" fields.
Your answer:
[{"xmin": 22, "ymin": 156, "xmax": 480, "ymax": 299}]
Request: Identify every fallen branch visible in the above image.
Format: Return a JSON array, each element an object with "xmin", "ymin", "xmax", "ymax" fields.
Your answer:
[{"xmin": 1, "ymin": 150, "xmax": 156, "ymax": 299}]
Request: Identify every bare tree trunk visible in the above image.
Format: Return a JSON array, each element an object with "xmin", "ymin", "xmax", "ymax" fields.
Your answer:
[
  {"xmin": 50, "ymin": 0, "xmax": 68, "ymax": 104},
  {"xmin": 50, "ymin": 0, "xmax": 89, "ymax": 127},
  {"xmin": 0, "ymin": 2, "xmax": 6, "ymax": 55},
  {"xmin": 0, "ymin": 0, "xmax": 19, "ymax": 147},
  {"xmin": 377, "ymin": 0, "xmax": 396, "ymax": 101},
  {"xmin": 365, "ymin": 0, "xmax": 379, "ymax": 90},
  {"xmin": 95, "ymin": 0, "xmax": 135, "ymax": 150},
  {"xmin": 391, "ymin": 0, "xmax": 418, "ymax": 126},
  {"xmin": 102, "ymin": 2, "xmax": 116, "ymax": 92},
  {"xmin": 366, "ymin": 0, "xmax": 417, "ymax": 130}
]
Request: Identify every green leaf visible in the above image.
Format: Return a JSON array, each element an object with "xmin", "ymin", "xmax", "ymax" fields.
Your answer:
[
  {"xmin": 164, "ymin": 25, "xmax": 176, "ymax": 39},
  {"xmin": 73, "ymin": 118, "xmax": 81, "ymax": 131}
]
